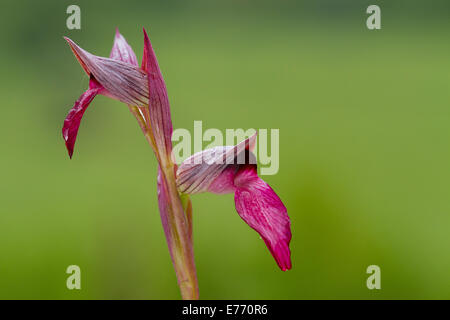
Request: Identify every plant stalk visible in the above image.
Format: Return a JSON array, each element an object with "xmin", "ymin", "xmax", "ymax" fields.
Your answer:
[
  {"xmin": 129, "ymin": 106, "xmax": 199, "ymax": 299},
  {"xmin": 159, "ymin": 164, "xmax": 199, "ymax": 300}
]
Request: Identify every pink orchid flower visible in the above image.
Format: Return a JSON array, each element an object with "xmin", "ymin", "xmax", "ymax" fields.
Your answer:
[
  {"xmin": 62, "ymin": 33, "xmax": 148, "ymax": 158},
  {"xmin": 177, "ymin": 134, "xmax": 292, "ymax": 271},
  {"xmin": 64, "ymin": 29, "xmax": 198, "ymax": 299},
  {"xmin": 63, "ymin": 28, "xmax": 291, "ymax": 299}
]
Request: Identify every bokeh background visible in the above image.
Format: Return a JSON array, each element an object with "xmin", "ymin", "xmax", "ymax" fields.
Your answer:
[{"xmin": 0, "ymin": 0, "xmax": 449, "ymax": 299}]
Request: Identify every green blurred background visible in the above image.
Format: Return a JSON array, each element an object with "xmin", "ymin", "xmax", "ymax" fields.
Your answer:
[{"xmin": 0, "ymin": 0, "xmax": 449, "ymax": 299}]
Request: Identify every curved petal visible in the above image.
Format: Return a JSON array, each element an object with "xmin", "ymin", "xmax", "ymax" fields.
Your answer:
[
  {"xmin": 177, "ymin": 146, "xmax": 232, "ymax": 194},
  {"xmin": 234, "ymin": 165, "xmax": 292, "ymax": 271},
  {"xmin": 176, "ymin": 132, "xmax": 291, "ymax": 270},
  {"xmin": 141, "ymin": 29, "xmax": 173, "ymax": 162},
  {"xmin": 64, "ymin": 37, "xmax": 148, "ymax": 106},
  {"xmin": 62, "ymin": 79, "xmax": 103, "ymax": 158},
  {"xmin": 110, "ymin": 28, "xmax": 138, "ymax": 66},
  {"xmin": 176, "ymin": 133, "xmax": 257, "ymax": 194}
]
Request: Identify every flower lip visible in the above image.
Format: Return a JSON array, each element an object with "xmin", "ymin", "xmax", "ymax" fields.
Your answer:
[
  {"xmin": 233, "ymin": 164, "xmax": 292, "ymax": 271},
  {"xmin": 62, "ymin": 77, "xmax": 103, "ymax": 159}
]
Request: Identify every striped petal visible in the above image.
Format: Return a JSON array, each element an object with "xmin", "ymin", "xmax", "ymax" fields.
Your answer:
[
  {"xmin": 65, "ymin": 37, "xmax": 148, "ymax": 106},
  {"xmin": 141, "ymin": 29, "xmax": 173, "ymax": 162},
  {"xmin": 109, "ymin": 28, "xmax": 139, "ymax": 66},
  {"xmin": 176, "ymin": 133, "xmax": 257, "ymax": 194}
]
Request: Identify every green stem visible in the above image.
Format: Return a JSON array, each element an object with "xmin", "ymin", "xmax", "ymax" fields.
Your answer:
[
  {"xmin": 160, "ymin": 164, "xmax": 199, "ymax": 300},
  {"xmin": 180, "ymin": 193, "xmax": 193, "ymax": 241},
  {"xmin": 129, "ymin": 106, "xmax": 199, "ymax": 300}
]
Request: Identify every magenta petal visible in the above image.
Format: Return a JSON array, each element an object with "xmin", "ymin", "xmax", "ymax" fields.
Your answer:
[
  {"xmin": 234, "ymin": 165, "xmax": 292, "ymax": 271},
  {"xmin": 141, "ymin": 28, "xmax": 173, "ymax": 159},
  {"xmin": 110, "ymin": 29, "xmax": 139, "ymax": 66},
  {"xmin": 62, "ymin": 80, "xmax": 103, "ymax": 158},
  {"xmin": 207, "ymin": 166, "xmax": 237, "ymax": 194}
]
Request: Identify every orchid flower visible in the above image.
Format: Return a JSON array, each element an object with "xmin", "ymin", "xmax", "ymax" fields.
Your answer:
[
  {"xmin": 62, "ymin": 28, "xmax": 291, "ymax": 299},
  {"xmin": 176, "ymin": 133, "xmax": 292, "ymax": 271},
  {"xmin": 63, "ymin": 29, "xmax": 198, "ymax": 299}
]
